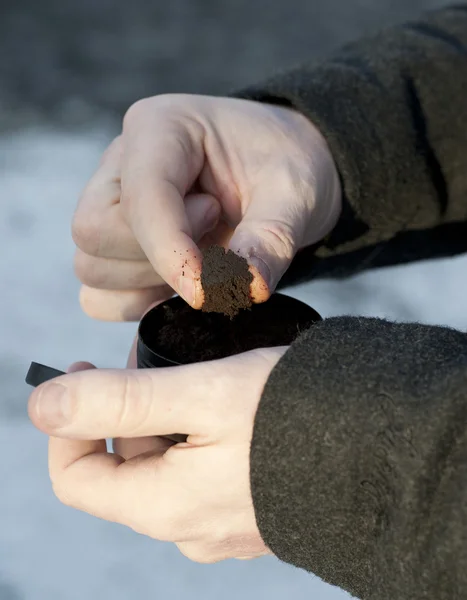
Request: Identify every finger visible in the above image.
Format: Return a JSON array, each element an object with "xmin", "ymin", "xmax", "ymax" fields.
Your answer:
[
  {"xmin": 121, "ymin": 109, "xmax": 207, "ymax": 307},
  {"xmin": 197, "ymin": 218, "xmax": 234, "ymax": 250},
  {"xmin": 79, "ymin": 285, "xmax": 173, "ymax": 321},
  {"xmin": 73, "ymin": 137, "xmax": 148, "ymax": 260},
  {"xmin": 48, "ymin": 362, "xmax": 170, "ymax": 528},
  {"xmin": 48, "ymin": 438, "xmax": 126, "ymax": 522},
  {"xmin": 28, "ymin": 365, "xmax": 214, "ymax": 439},
  {"xmin": 75, "ymin": 169, "xmax": 221, "ymax": 263},
  {"xmin": 73, "ymin": 193, "xmax": 221, "ymax": 290},
  {"xmin": 74, "ymin": 253, "xmax": 164, "ymax": 290},
  {"xmin": 186, "ymin": 192, "xmax": 222, "ymax": 243},
  {"xmin": 228, "ymin": 187, "xmax": 306, "ymax": 299},
  {"xmin": 47, "ymin": 361, "xmax": 120, "ymax": 512},
  {"xmin": 247, "ymin": 264, "xmax": 270, "ymax": 304},
  {"xmin": 114, "ymin": 336, "xmax": 175, "ymax": 458},
  {"xmin": 119, "ymin": 333, "xmax": 185, "ymax": 452},
  {"xmin": 48, "ymin": 443, "xmax": 185, "ymax": 534}
]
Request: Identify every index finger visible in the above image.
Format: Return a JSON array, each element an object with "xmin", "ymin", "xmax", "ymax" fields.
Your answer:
[{"xmin": 121, "ymin": 104, "xmax": 206, "ymax": 307}]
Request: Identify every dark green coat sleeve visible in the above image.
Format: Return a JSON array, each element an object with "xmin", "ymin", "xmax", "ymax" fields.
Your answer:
[
  {"xmin": 244, "ymin": 6, "xmax": 467, "ymax": 598},
  {"xmin": 252, "ymin": 317, "xmax": 467, "ymax": 599},
  {"xmin": 233, "ymin": 5, "xmax": 467, "ymax": 285}
]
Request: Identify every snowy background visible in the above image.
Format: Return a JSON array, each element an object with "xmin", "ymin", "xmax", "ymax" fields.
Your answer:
[{"xmin": 1, "ymin": 1, "xmax": 464, "ymax": 599}]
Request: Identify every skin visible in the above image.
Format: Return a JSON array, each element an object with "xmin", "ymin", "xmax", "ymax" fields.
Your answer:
[
  {"xmin": 28, "ymin": 347, "xmax": 287, "ymax": 563},
  {"xmin": 72, "ymin": 95, "xmax": 341, "ymax": 320},
  {"xmin": 28, "ymin": 94, "xmax": 342, "ymax": 562}
]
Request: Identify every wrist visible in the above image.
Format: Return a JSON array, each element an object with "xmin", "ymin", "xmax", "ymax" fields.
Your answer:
[
  {"xmin": 267, "ymin": 103, "xmax": 342, "ymax": 246},
  {"xmin": 299, "ymin": 112, "xmax": 343, "ymax": 245},
  {"xmin": 312, "ymin": 150, "xmax": 342, "ymax": 244}
]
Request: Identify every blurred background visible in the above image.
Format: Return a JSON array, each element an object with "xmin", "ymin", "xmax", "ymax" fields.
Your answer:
[{"xmin": 1, "ymin": 1, "xmax": 465, "ymax": 599}]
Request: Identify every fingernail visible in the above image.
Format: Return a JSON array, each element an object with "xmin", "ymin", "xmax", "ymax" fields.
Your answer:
[
  {"xmin": 243, "ymin": 252, "xmax": 272, "ymax": 291},
  {"xmin": 35, "ymin": 383, "xmax": 70, "ymax": 428},
  {"xmin": 177, "ymin": 274, "xmax": 196, "ymax": 306}
]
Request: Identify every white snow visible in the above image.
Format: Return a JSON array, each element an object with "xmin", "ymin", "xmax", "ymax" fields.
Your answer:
[{"xmin": 1, "ymin": 127, "xmax": 466, "ymax": 599}]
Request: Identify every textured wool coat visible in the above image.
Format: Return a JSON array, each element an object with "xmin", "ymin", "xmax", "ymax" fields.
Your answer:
[{"xmin": 236, "ymin": 5, "xmax": 467, "ymax": 599}]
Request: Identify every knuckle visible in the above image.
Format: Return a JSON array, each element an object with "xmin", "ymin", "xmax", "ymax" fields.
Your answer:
[
  {"xmin": 51, "ymin": 479, "xmax": 74, "ymax": 507},
  {"xmin": 123, "ymin": 94, "xmax": 194, "ymax": 130},
  {"xmin": 122, "ymin": 98, "xmax": 151, "ymax": 128},
  {"xmin": 73, "ymin": 251, "xmax": 107, "ymax": 289},
  {"xmin": 123, "ymin": 95, "xmax": 180, "ymax": 128},
  {"xmin": 258, "ymin": 220, "xmax": 297, "ymax": 261},
  {"xmin": 71, "ymin": 209, "xmax": 102, "ymax": 256},
  {"xmin": 113, "ymin": 373, "xmax": 132, "ymax": 432},
  {"xmin": 114, "ymin": 372, "xmax": 153, "ymax": 436}
]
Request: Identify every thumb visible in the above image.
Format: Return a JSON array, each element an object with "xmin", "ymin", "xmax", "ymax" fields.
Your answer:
[
  {"xmin": 28, "ymin": 366, "xmax": 209, "ymax": 439},
  {"xmin": 228, "ymin": 191, "xmax": 307, "ymax": 297}
]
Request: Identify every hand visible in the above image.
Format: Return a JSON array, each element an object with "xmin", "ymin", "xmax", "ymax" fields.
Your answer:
[
  {"xmin": 72, "ymin": 94, "xmax": 341, "ymax": 321},
  {"xmin": 27, "ymin": 347, "xmax": 287, "ymax": 563}
]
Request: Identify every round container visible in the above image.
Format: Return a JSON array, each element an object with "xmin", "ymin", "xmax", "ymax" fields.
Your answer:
[{"xmin": 137, "ymin": 292, "xmax": 321, "ymax": 369}]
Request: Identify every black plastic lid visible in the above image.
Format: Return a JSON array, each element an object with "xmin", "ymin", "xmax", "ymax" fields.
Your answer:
[{"xmin": 25, "ymin": 362, "xmax": 66, "ymax": 387}]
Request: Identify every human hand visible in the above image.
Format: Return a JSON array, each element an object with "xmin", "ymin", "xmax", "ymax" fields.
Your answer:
[
  {"xmin": 28, "ymin": 347, "xmax": 287, "ymax": 562},
  {"xmin": 72, "ymin": 94, "xmax": 341, "ymax": 321}
]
